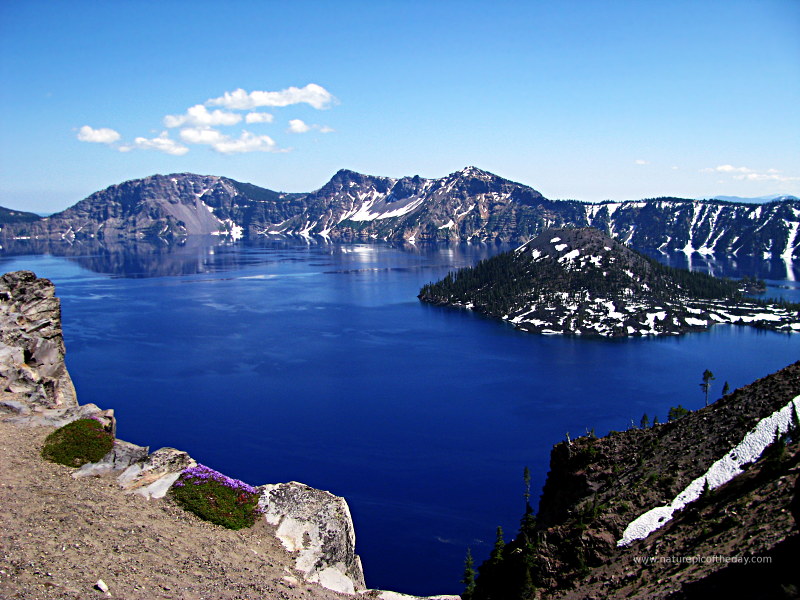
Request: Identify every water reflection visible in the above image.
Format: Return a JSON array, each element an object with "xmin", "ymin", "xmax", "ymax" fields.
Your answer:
[{"xmin": 1, "ymin": 235, "xmax": 798, "ymax": 288}]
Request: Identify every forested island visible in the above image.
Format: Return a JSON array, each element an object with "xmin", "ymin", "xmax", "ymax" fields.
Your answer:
[{"xmin": 419, "ymin": 227, "xmax": 800, "ymax": 337}]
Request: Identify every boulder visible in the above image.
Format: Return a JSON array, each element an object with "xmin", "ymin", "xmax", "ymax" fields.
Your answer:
[
  {"xmin": 73, "ymin": 439, "xmax": 150, "ymax": 479},
  {"xmin": 259, "ymin": 481, "xmax": 366, "ymax": 594},
  {"xmin": 117, "ymin": 447, "xmax": 196, "ymax": 499}
]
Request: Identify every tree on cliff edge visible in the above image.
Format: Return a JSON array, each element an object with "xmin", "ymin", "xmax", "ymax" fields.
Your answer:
[{"xmin": 701, "ymin": 369, "xmax": 716, "ymax": 406}]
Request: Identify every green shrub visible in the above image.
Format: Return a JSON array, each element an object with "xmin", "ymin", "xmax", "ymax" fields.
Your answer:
[
  {"xmin": 667, "ymin": 404, "xmax": 690, "ymax": 421},
  {"xmin": 170, "ymin": 464, "xmax": 262, "ymax": 530},
  {"xmin": 41, "ymin": 418, "xmax": 114, "ymax": 467}
]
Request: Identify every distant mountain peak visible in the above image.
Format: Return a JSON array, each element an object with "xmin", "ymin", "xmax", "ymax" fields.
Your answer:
[{"xmin": 451, "ymin": 165, "xmax": 499, "ymax": 180}]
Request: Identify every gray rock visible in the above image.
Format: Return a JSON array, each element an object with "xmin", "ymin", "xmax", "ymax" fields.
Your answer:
[
  {"xmin": 117, "ymin": 447, "xmax": 196, "ymax": 499},
  {"xmin": 6, "ymin": 403, "xmax": 115, "ymax": 432},
  {"xmin": 73, "ymin": 439, "xmax": 150, "ymax": 479},
  {"xmin": 259, "ymin": 481, "xmax": 366, "ymax": 594},
  {"xmin": 0, "ymin": 399, "xmax": 29, "ymax": 415},
  {"xmin": 0, "ymin": 271, "xmax": 76, "ymax": 411}
]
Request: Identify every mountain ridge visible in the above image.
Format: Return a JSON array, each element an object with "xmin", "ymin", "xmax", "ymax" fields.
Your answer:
[{"xmin": 2, "ymin": 167, "xmax": 799, "ymax": 258}]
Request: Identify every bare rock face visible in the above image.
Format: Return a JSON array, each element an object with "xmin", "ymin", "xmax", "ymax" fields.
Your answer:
[
  {"xmin": 259, "ymin": 481, "xmax": 366, "ymax": 594},
  {"xmin": 117, "ymin": 447, "xmax": 197, "ymax": 499},
  {"xmin": 5, "ymin": 402, "xmax": 115, "ymax": 432},
  {"xmin": 73, "ymin": 439, "xmax": 150, "ymax": 479},
  {"xmin": 0, "ymin": 270, "xmax": 77, "ymax": 410}
]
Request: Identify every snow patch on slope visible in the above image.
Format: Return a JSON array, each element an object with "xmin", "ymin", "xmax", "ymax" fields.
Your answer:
[{"xmin": 618, "ymin": 395, "xmax": 800, "ymax": 546}]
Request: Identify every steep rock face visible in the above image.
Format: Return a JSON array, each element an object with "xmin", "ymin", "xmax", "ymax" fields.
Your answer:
[
  {"xmin": 289, "ymin": 166, "xmax": 551, "ymax": 243},
  {"xmin": 0, "ymin": 271, "xmax": 77, "ymax": 409},
  {"xmin": 582, "ymin": 197, "xmax": 800, "ymax": 259},
  {"xmin": 259, "ymin": 481, "xmax": 366, "ymax": 594},
  {"xmin": 11, "ymin": 174, "xmax": 247, "ymax": 240},
  {"xmin": 2, "ymin": 169, "xmax": 799, "ymax": 258}
]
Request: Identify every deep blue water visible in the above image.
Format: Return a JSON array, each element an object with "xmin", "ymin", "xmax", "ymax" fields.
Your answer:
[{"xmin": 1, "ymin": 239, "xmax": 798, "ymax": 596}]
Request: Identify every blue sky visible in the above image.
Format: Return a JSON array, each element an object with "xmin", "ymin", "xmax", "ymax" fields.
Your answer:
[{"xmin": 1, "ymin": 0, "xmax": 798, "ymax": 213}]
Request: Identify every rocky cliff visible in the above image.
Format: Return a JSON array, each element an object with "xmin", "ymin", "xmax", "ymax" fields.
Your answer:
[
  {"xmin": 0, "ymin": 270, "xmax": 77, "ymax": 410},
  {"xmin": 469, "ymin": 361, "xmax": 800, "ymax": 599},
  {"xmin": 2, "ymin": 167, "xmax": 799, "ymax": 258}
]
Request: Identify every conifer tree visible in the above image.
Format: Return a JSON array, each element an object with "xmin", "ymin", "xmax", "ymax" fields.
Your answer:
[
  {"xmin": 490, "ymin": 526, "xmax": 505, "ymax": 563},
  {"xmin": 462, "ymin": 547, "xmax": 476, "ymax": 600},
  {"xmin": 640, "ymin": 413, "xmax": 649, "ymax": 428},
  {"xmin": 523, "ymin": 466, "xmax": 531, "ymax": 508},
  {"xmin": 700, "ymin": 369, "xmax": 716, "ymax": 406}
]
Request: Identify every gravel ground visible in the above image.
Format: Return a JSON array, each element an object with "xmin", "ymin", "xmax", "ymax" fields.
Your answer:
[{"xmin": 0, "ymin": 419, "xmax": 355, "ymax": 600}]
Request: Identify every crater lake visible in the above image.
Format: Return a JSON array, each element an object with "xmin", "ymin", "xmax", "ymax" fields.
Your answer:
[{"xmin": 2, "ymin": 237, "xmax": 798, "ymax": 596}]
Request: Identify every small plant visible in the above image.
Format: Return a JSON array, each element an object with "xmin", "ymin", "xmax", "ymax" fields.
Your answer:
[
  {"xmin": 170, "ymin": 464, "xmax": 262, "ymax": 530},
  {"xmin": 41, "ymin": 418, "xmax": 114, "ymax": 467}
]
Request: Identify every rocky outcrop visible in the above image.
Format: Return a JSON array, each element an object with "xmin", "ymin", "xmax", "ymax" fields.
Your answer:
[
  {"xmin": 117, "ymin": 447, "xmax": 197, "ymax": 499},
  {"xmin": 259, "ymin": 481, "xmax": 366, "ymax": 594},
  {"xmin": 2, "ymin": 169, "xmax": 799, "ymax": 258},
  {"xmin": 5, "ymin": 402, "xmax": 115, "ymax": 432},
  {"xmin": 0, "ymin": 270, "xmax": 77, "ymax": 409},
  {"xmin": 73, "ymin": 439, "xmax": 150, "ymax": 479}
]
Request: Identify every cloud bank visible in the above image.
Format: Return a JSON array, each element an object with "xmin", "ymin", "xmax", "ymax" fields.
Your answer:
[
  {"xmin": 164, "ymin": 105, "xmax": 242, "ymax": 128},
  {"xmin": 207, "ymin": 84, "xmax": 335, "ymax": 110},
  {"xmin": 119, "ymin": 132, "xmax": 189, "ymax": 156},
  {"xmin": 702, "ymin": 164, "xmax": 799, "ymax": 183},
  {"xmin": 76, "ymin": 83, "xmax": 335, "ymax": 156}
]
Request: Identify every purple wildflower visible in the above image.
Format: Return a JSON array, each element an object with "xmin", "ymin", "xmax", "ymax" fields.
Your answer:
[{"xmin": 177, "ymin": 464, "xmax": 259, "ymax": 495}]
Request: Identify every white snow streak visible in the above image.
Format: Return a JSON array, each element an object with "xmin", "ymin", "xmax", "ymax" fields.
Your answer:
[{"xmin": 618, "ymin": 395, "xmax": 800, "ymax": 546}]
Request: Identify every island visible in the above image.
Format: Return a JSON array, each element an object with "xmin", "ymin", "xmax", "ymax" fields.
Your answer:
[{"xmin": 419, "ymin": 227, "xmax": 800, "ymax": 337}]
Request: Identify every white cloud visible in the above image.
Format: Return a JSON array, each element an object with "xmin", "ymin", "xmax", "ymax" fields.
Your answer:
[
  {"xmin": 702, "ymin": 164, "xmax": 799, "ymax": 182},
  {"xmin": 207, "ymin": 83, "xmax": 335, "ymax": 110},
  {"xmin": 179, "ymin": 127, "xmax": 226, "ymax": 145},
  {"xmin": 634, "ymin": 159, "xmax": 649, "ymax": 165},
  {"xmin": 212, "ymin": 131, "xmax": 279, "ymax": 154},
  {"xmin": 77, "ymin": 125, "xmax": 121, "ymax": 144},
  {"xmin": 287, "ymin": 119, "xmax": 334, "ymax": 134},
  {"xmin": 733, "ymin": 172, "xmax": 800, "ymax": 183},
  {"xmin": 288, "ymin": 119, "xmax": 312, "ymax": 133},
  {"xmin": 79, "ymin": 83, "xmax": 334, "ymax": 158},
  {"xmin": 179, "ymin": 127, "xmax": 279, "ymax": 154},
  {"xmin": 245, "ymin": 111, "xmax": 274, "ymax": 123},
  {"xmin": 121, "ymin": 131, "xmax": 189, "ymax": 156},
  {"xmin": 164, "ymin": 104, "xmax": 242, "ymax": 128}
]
